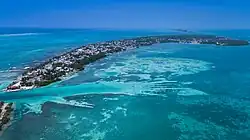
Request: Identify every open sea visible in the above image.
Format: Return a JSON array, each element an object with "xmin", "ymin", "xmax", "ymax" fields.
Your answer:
[{"xmin": 0, "ymin": 28, "xmax": 250, "ymax": 140}]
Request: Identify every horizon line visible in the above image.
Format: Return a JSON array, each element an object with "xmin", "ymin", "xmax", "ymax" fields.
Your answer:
[{"xmin": 0, "ymin": 26, "xmax": 250, "ymax": 31}]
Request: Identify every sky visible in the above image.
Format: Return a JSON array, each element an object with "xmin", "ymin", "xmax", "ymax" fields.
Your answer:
[{"xmin": 0, "ymin": 0, "xmax": 250, "ymax": 29}]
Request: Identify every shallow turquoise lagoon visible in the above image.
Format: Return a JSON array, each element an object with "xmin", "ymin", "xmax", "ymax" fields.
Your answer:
[{"xmin": 0, "ymin": 29, "xmax": 250, "ymax": 140}]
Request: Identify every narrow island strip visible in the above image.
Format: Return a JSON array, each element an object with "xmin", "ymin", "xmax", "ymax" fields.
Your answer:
[
  {"xmin": 5, "ymin": 34, "xmax": 249, "ymax": 92},
  {"xmin": 0, "ymin": 102, "xmax": 14, "ymax": 135}
]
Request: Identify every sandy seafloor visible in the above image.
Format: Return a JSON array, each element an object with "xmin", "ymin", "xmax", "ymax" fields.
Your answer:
[{"xmin": 0, "ymin": 29, "xmax": 250, "ymax": 140}]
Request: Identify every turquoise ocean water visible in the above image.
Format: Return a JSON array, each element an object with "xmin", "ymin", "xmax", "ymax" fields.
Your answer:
[{"xmin": 0, "ymin": 28, "xmax": 250, "ymax": 140}]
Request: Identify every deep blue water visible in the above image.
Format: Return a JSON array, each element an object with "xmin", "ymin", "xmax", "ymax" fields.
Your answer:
[{"xmin": 0, "ymin": 28, "xmax": 250, "ymax": 140}]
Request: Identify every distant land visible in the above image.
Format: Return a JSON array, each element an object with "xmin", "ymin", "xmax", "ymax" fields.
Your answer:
[
  {"xmin": 5, "ymin": 34, "xmax": 249, "ymax": 92},
  {"xmin": 173, "ymin": 29, "xmax": 193, "ymax": 33}
]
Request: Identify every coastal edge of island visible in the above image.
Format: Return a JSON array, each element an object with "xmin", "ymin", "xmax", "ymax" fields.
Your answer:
[
  {"xmin": 4, "ymin": 34, "xmax": 249, "ymax": 92},
  {"xmin": 0, "ymin": 102, "xmax": 14, "ymax": 135}
]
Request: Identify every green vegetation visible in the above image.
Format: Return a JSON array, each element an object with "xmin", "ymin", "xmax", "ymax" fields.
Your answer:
[
  {"xmin": 73, "ymin": 52, "xmax": 107, "ymax": 70},
  {"xmin": 36, "ymin": 79, "xmax": 60, "ymax": 87}
]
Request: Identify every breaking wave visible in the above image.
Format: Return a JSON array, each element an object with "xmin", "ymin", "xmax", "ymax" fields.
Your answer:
[{"xmin": 0, "ymin": 33, "xmax": 45, "ymax": 37}]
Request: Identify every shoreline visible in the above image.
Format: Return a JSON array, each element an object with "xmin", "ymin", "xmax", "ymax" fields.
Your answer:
[
  {"xmin": 0, "ymin": 102, "xmax": 14, "ymax": 135},
  {"xmin": 5, "ymin": 34, "xmax": 249, "ymax": 92}
]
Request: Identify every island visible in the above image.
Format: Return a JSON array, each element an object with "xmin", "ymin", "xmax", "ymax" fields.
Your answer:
[
  {"xmin": 5, "ymin": 34, "xmax": 249, "ymax": 92},
  {"xmin": 173, "ymin": 29, "xmax": 193, "ymax": 33},
  {"xmin": 0, "ymin": 102, "xmax": 14, "ymax": 134}
]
